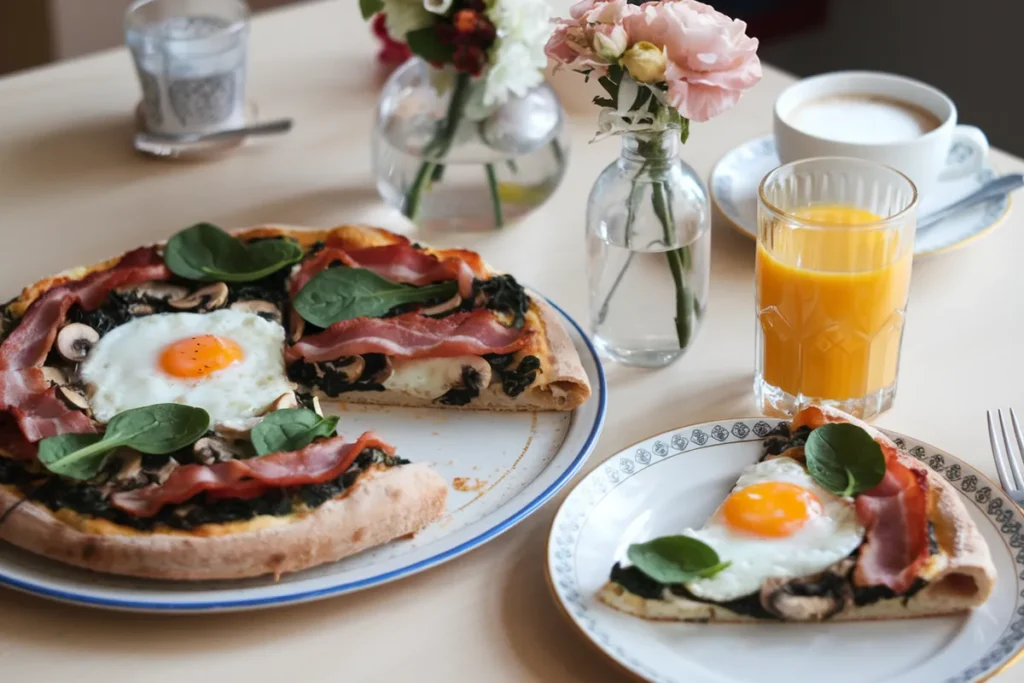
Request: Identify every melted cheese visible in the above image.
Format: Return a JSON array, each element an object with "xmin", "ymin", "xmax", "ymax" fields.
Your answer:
[{"xmin": 384, "ymin": 356, "xmax": 485, "ymax": 399}]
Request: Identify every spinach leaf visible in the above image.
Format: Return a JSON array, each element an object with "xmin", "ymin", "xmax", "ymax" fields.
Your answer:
[
  {"xmin": 804, "ymin": 423, "xmax": 886, "ymax": 497},
  {"xmin": 627, "ymin": 535, "xmax": 730, "ymax": 584},
  {"xmin": 359, "ymin": 0, "xmax": 383, "ymax": 19},
  {"xmin": 293, "ymin": 267, "xmax": 458, "ymax": 328},
  {"xmin": 250, "ymin": 408, "xmax": 339, "ymax": 456},
  {"xmin": 38, "ymin": 404, "xmax": 210, "ymax": 480},
  {"xmin": 164, "ymin": 223, "xmax": 303, "ymax": 283}
]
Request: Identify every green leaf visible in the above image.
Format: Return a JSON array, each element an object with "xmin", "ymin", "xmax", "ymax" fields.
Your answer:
[
  {"xmin": 359, "ymin": 0, "xmax": 383, "ymax": 20},
  {"xmin": 405, "ymin": 27, "xmax": 453, "ymax": 64},
  {"xmin": 593, "ymin": 96, "xmax": 615, "ymax": 109},
  {"xmin": 164, "ymin": 223, "xmax": 303, "ymax": 283},
  {"xmin": 626, "ymin": 535, "xmax": 730, "ymax": 584},
  {"xmin": 104, "ymin": 404, "xmax": 211, "ymax": 455},
  {"xmin": 37, "ymin": 433, "xmax": 108, "ymax": 480},
  {"xmin": 37, "ymin": 404, "xmax": 210, "ymax": 480},
  {"xmin": 804, "ymin": 423, "xmax": 887, "ymax": 497},
  {"xmin": 293, "ymin": 267, "xmax": 458, "ymax": 328},
  {"xmin": 679, "ymin": 117, "xmax": 690, "ymax": 144},
  {"xmin": 250, "ymin": 409, "xmax": 340, "ymax": 456}
]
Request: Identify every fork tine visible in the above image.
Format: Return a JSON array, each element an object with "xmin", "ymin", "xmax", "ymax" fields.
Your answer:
[
  {"xmin": 1000, "ymin": 410, "xmax": 1024, "ymax": 490},
  {"xmin": 989, "ymin": 411, "xmax": 1016, "ymax": 492}
]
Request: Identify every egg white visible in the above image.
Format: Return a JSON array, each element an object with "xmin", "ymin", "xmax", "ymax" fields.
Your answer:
[
  {"xmin": 79, "ymin": 310, "xmax": 294, "ymax": 427},
  {"xmin": 682, "ymin": 457, "xmax": 865, "ymax": 602}
]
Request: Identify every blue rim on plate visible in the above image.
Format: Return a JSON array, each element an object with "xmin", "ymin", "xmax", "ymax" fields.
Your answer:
[{"xmin": 0, "ymin": 297, "xmax": 607, "ymax": 611}]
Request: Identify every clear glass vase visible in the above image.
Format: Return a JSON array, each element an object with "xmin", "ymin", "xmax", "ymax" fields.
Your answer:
[
  {"xmin": 372, "ymin": 57, "xmax": 569, "ymax": 231},
  {"xmin": 587, "ymin": 129, "xmax": 711, "ymax": 368}
]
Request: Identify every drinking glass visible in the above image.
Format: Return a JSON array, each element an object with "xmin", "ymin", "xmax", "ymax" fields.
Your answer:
[
  {"xmin": 755, "ymin": 157, "xmax": 918, "ymax": 420},
  {"xmin": 126, "ymin": 0, "xmax": 250, "ymax": 137}
]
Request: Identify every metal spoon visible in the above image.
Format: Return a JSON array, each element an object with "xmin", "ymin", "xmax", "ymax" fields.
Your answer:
[
  {"xmin": 135, "ymin": 118, "xmax": 294, "ymax": 147},
  {"xmin": 918, "ymin": 173, "xmax": 1024, "ymax": 230}
]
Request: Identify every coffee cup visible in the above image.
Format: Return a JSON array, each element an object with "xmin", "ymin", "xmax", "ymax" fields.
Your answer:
[{"xmin": 773, "ymin": 71, "xmax": 988, "ymax": 197}]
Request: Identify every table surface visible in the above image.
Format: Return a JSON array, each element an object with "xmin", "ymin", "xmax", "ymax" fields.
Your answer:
[{"xmin": 1, "ymin": 1, "xmax": 1022, "ymax": 681}]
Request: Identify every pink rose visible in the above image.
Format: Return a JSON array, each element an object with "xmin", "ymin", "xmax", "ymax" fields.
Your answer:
[
  {"xmin": 625, "ymin": 0, "xmax": 761, "ymax": 122},
  {"xmin": 545, "ymin": 0, "xmax": 640, "ymax": 72}
]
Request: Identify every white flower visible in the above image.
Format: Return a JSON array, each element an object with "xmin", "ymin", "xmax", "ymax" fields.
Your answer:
[
  {"xmin": 382, "ymin": 0, "xmax": 433, "ymax": 41},
  {"xmin": 423, "ymin": 0, "xmax": 453, "ymax": 14},
  {"xmin": 482, "ymin": 0, "xmax": 553, "ymax": 107}
]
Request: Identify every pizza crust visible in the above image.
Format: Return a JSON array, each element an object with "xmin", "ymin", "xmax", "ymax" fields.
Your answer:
[{"xmin": 0, "ymin": 463, "xmax": 447, "ymax": 580}]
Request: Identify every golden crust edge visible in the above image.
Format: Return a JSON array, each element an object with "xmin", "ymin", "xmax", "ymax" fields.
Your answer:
[{"xmin": 0, "ymin": 463, "xmax": 447, "ymax": 580}]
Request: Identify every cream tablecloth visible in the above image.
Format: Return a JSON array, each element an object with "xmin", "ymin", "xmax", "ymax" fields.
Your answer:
[{"xmin": 0, "ymin": 1, "xmax": 1022, "ymax": 681}]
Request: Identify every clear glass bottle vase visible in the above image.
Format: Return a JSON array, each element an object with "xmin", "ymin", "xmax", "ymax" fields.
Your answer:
[
  {"xmin": 372, "ymin": 57, "xmax": 569, "ymax": 231},
  {"xmin": 587, "ymin": 129, "xmax": 711, "ymax": 368}
]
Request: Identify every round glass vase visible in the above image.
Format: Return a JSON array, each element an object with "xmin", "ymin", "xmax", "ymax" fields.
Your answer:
[
  {"xmin": 586, "ymin": 129, "xmax": 711, "ymax": 368},
  {"xmin": 372, "ymin": 57, "xmax": 569, "ymax": 232}
]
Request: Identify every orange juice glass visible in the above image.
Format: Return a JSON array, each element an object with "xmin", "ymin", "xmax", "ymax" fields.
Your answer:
[{"xmin": 755, "ymin": 157, "xmax": 918, "ymax": 420}]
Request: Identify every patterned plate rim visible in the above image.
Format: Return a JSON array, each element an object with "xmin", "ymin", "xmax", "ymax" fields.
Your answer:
[
  {"xmin": 707, "ymin": 135, "xmax": 1012, "ymax": 259},
  {"xmin": 546, "ymin": 417, "xmax": 1024, "ymax": 683},
  {"xmin": 0, "ymin": 297, "xmax": 607, "ymax": 612}
]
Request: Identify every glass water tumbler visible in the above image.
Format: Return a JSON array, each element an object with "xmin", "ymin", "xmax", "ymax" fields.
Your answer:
[{"xmin": 755, "ymin": 157, "xmax": 918, "ymax": 420}]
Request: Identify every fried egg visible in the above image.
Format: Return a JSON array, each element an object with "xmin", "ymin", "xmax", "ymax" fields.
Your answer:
[
  {"xmin": 79, "ymin": 310, "xmax": 294, "ymax": 426},
  {"xmin": 682, "ymin": 457, "xmax": 864, "ymax": 602}
]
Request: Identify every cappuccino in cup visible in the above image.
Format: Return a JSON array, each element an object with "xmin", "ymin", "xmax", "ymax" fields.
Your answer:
[{"xmin": 774, "ymin": 72, "xmax": 989, "ymax": 198}]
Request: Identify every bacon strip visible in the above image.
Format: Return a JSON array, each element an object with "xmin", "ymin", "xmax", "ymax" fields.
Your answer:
[
  {"xmin": 110, "ymin": 433, "xmax": 393, "ymax": 517},
  {"xmin": 285, "ymin": 309, "xmax": 528, "ymax": 363},
  {"xmin": 0, "ymin": 247, "xmax": 170, "ymax": 442},
  {"xmin": 792, "ymin": 406, "xmax": 930, "ymax": 594}
]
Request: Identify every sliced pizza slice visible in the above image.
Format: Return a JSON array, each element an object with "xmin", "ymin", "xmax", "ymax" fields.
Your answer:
[
  {"xmin": 260, "ymin": 224, "xmax": 592, "ymax": 412},
  {"xmin": 599, "ymin": 406, "xmax": 996, "ymax": 622}
]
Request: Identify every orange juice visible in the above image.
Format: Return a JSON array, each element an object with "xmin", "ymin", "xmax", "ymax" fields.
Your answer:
[{"xmin": 756, "ymin": 204, "xmax": 913, "ymax": 401}]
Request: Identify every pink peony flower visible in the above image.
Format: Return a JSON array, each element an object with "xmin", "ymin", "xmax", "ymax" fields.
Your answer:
[
  {"xmin": 545, "ymin": 0, "xmax": 640, "ymax": 72},
  {"xmin": 625, "ymin": 0, "xmax": 761, "ymax": 122}
]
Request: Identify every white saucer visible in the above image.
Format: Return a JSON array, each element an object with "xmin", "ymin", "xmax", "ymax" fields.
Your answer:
[
  {"xmin": 710, "ymin": 135, "xmax": 1010, "ymax": 257},
  {"xmin": 547, "ymin": 418, "xmax": 1024, "ymax": 683}
]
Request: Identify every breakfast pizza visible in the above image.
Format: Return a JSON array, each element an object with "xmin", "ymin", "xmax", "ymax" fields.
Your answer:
[
  {"xmin": 0, "ymin": 223, "xmax": 591, "ymax": 580},
  {"xmin": 599, "ymin": 406, "xmax": 996, "ymax": 622}
]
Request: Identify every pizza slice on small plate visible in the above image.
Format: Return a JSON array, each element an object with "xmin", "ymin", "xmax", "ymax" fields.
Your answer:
[{"xmin": 600, "ymin": 406, "xmax": 996, "ymax": 622}]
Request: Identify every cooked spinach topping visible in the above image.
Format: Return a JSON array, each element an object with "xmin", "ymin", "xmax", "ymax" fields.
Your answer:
[
  {"xmin": 609, "ymin": 563, "xmax": 665, "ymax": 600},
  {"xmin": 760, "ymin": 423, "xmax": 812, "ymax": 458},
  {"xmin": 164, "ymin": 223, "xmax": 303, "ymax": 283},
  {"xmin": 0, "ymin": 297, "xmax": 17, "ymax": 343},
  {"xmin": 65, "ymin": 289, "xmax": 178, "ymax": 337},
  {"xmin": 0, "ymin": 447, "xmax": 408, "ymax": 531},
  {"xmin": 437, "ymin": 366, "xmax": 483, "ymax": 406},
  {"xmin": 288, "ymin": 355, "xmax": 387, "ymax": 396},
  {"xmin": 469, "ymin": 275, "xmax": 530, "ymax": 329},
  {"xmin": 225, "ymin": 260, "xmax": 292, "ymax": 312},
  {"xmin": 485, "ymin": 353, "xmax": 541, "ymax": 397}
]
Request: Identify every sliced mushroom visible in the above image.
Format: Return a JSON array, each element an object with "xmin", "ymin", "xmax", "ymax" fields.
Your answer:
[
  {"xmin": 57, "ymin": 385, "xmax": 90, "ymax": 412},
  {"xmin": 113, "ymin": 453, "xmax": 148, "ymax": 489},
  {"xmin": 56, "ymin": 323, "xmax": 99, "ymax": 361},
  {"xmin": 230, "ymin": 300, "xmax": 283, "ymax": 324},
  {"xmin": 272, "ymin": 391, "xmax": 299, "ymax": 411},
  {"xmin": 169, "ymin": 282, "xmax": 229, "ymax": 312},
  {"xmin": 327, "ymin": 356, "xmax": 365, "ymax": 384},
  {"xmin": 119, "ymin": 281, "xmax": 189, "ymax": 302},
  {"xmin": 759, "ymin": 559, "xmax": 854, "ymax": 621},
  {"xmin": 146, "ymin": 457, "xmax": 179, "ymax": 485},
  {"xmin": 128, "ymin": 303, "xmax": 155, "ymax": 316},
  {"xmin": 193, "ymin": 436, "xmax": 241, "ymax": 465},
  {"xmin": 41, "ymin": 366, "xmax": 67, "ymax": 387},
  {"xmin": 289, "ymin": 317, "xmax": 305, "ymax": 343},
  {"xmin": 420, "ymin": 294, "xmax": 462, "ymax": 316},
  {"xmin": 445, "ymin": 356, "xmax": 492, "ymax": 392},
  {"xmin": 217, "ymin": 417, "xmax": 263, "ymax": 441},
  {"xmin": 312, "ymin": 395, "xmax": 323, "ymax": 418}
]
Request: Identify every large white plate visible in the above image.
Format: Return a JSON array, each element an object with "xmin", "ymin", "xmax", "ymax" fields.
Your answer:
[
  {"xmin": 0, "ymin": 299, "xmax": 606, "ymax": 612},
  {"xmin": 547, "ymin": 418, "xmax": 1024, "ymax": 683},
  {"xmin": 710, "ymin": 135, "xmax": 1010, "ymax": 257}
]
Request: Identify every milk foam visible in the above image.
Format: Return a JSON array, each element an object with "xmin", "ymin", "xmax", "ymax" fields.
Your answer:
[{"xmin": 789, "ymin": 96, "xmax": 941, "ymax": 144}]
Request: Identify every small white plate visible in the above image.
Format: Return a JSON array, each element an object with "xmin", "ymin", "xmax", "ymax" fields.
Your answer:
[
  {"xmin": 547, "ymin": 418, "xmax": 1024, "ymax": 683},
  {"xmin": 0, "ymin": 299, "xmax": 606, "ymax": 613},
  {"xmin": 710, "ymin": 135, "xmax": 1010, "ymax": 257}
]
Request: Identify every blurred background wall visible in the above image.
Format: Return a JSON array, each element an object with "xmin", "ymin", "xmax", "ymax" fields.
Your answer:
[{"xmin": 1, "ymin": 0, "xmax": 1018, "ymax": 155}]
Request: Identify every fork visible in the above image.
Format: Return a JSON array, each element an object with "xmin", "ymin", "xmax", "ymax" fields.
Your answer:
[{"xmin": 987, "ymin": 408, "xmax": 1024, "ymax": 506}]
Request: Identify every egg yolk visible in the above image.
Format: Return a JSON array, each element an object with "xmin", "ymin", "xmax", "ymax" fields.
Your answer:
[
  {"xmin": 159, "ymin": 335, "xmax": 243, "ymax": 378},
  {"xmin": 721, "ymin": 481, "xmax": 823, "ymax": 537}
]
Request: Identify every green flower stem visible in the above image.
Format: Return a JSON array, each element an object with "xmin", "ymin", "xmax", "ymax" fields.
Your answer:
[
  {"xmin": 402, "ymin": 72, "xmax": 472, "ymax": 221},
  {"xmin": 485, "ymin": 163, "xmax": 504, "ymax": 228},
  {"xmin": 652, "ymin": 181, "xmax": 692, "ymax": 349}
]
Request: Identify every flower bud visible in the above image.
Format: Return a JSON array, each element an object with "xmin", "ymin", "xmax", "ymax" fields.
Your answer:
[
  {"xmin": 622, "ymin": 41, "xmax": 666, "ymax": 83},
  {"xmin": 592, "ymin": 25, "xmax": 628, "ymax": 62}
]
